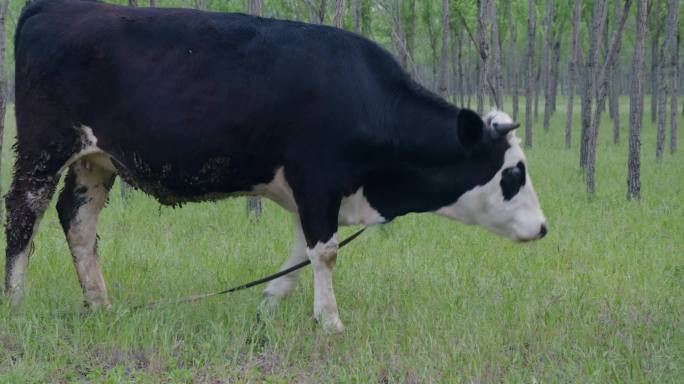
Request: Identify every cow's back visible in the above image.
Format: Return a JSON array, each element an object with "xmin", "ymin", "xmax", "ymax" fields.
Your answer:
[{"xmin": 14, "ymin": 0, "xmax": 406, "ymax": 202}]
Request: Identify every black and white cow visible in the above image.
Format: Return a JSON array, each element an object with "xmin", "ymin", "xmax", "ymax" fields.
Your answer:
[{"xmin": 6, "ymin": 0, "xmax": 547, "ymax": 332}]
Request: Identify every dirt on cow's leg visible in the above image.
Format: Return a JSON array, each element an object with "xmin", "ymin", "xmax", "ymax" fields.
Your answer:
[
  {"xmin": 4, "ymin": 170, "xmax": 60, "ymax": 306},
  {"xmin": 57, "ymin": 159, "xmax": 115, "ymax": 309}
]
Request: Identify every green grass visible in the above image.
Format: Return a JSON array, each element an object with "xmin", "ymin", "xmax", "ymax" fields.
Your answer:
[{"xmin": 0, "ymin": 98, "xmax": 682, "ymax": 383}]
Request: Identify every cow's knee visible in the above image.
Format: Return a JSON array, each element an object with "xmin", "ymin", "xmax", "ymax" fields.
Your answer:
[{"xmin": 56, "ymin": 160, "xmax": 114, "ymax": 309}]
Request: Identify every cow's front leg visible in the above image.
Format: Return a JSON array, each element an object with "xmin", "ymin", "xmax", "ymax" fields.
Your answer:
[
  {"xmin": 292, "ymin": 180, "xmax": 344, "ymax": 333},
  {"xmin": 307, "ymin": 233, "xmax": 343, "ymax": 333}
]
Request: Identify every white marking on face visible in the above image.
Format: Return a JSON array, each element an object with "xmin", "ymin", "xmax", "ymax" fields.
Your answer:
[
  {"xmin": 437, "ymin": 111, "xmax": 547, "ymax": 242},
  {"xmin": 339, "ymin": 187, "xmax": 386, "ymax": 226}
]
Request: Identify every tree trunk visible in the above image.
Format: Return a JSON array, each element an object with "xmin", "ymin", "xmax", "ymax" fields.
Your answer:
[
  {"xmin": 0, "ymin": 0, "xmax": 9, "ymax": 221},
  {"xmin": 476, "ymin": 0, "xmax": 489, "ymax": 114},
  {"xmin": 524, "ymin": 0, "xmax": 535, "ymax": 147},
  {"xmin": 650, "ymin": 0, "xmax": 662, "ymax": 123},
  {"xmin": 246, "ymin": 0, "xmax": 265, "ymax": 217},
  {"xmin": 671, "ymin": 33, "xmax": 680, "ymax": 154},
  {"xmin": 308, "ymin": 0, "xmax": 327, "ymax": 24},
  {"xmin": 586, "ymin": 0, "xmax": 633, "ymax": 194},
  {"xmin": 656, "ymin": 0, "xmax": 680, "ymax": 161},
  {"xmin": 332, "ymin": 0, "xmax": 344, "ymax": 28},
  {"xmin": 128, "ymin": 0, "xmax": 138, "ymax": 6},
  {"xmin": 247, "ymin": 0, "xmax": 263, "ymax": 16},
  {"xmin": 489, "ymin": 0, "xmax": 502, "ymax": 109},
  {"xmin": 507, "ymin": 1, "xmax": 518, "ymax": 120},
  {"xmin": 149, "ymin": 0, "xmax": 156, "ymax": 7},
  {"xmin": 580, "ymin": 0, "xmax": 607, "ymax": 169},
  {"xmin": 194, "ymin": 0, "xmax": 206, "ymax": 10},
  {"xmin": 352, "ymin": 0, "xmax": 361, "ymax": 33},
  {"xmin": 437, "ymin": 0, "xmax": 449, "ymax": 97},
  {"xmin": 628, "ymin": 0, "xmax": 647, "ymax": 200},
  {"xmin": 611, "ymin": 0, "xmax": 624, "ymax": 144},
  {"xmin": 566, "ymin": 1, "xmax": 582, "ymax": 150},
  {"xmin": 541, "ymin": 0, "xmax": 553, "ymax": 131},
  {"xmin": 405, "ymin": 0, "xmax": 416, "ymax": 73},
  {"xmin": 361, "ymin": 0, "xmax": 372, "ymax": 36},
  {"xmin": 549, "ymin": 37, "xmax": 561, "ymax": 114}
]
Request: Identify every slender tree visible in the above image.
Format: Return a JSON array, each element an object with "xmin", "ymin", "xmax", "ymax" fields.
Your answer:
[
  {"xmin": 128, "ymin": 0, "xmax": 138, "ymax": 6},
  {"xmin": 0, "ymin": 0, "xmax": 9, "ymax": 221},
  {"xmin": 610, "ymin": 0, "xmax": 623, "ymax": 144},
  {"xmin": 507, "ymin": 1, "xmax": 519, "ymax": 121},
  {"xmin": 565, "ymin": 0, "xmax": 581, "ymax": 150},
  {"xmin": 541, "ymin": 0, "xmax": 553, "ymax": 132},
  {"xmin": 524, "ymin": 0, "xmax": 535, "ymax": 147},
  {"xmin": 650, "ymin": 0, "xmax": 663, "ymax": 123},
  {"xmin": 671, "ymin": 33, "xmax": 680, "ymax": 154},
  {"xmin": 656, "ymin": 0, "xmax": 680, "ymax": 161},
  {"xmin": 580, "ymin": 0, "xmax": 607, "ymax": 169},
  {"xmin": 437, "ymin": 0, "xmax": 449, "ymax": 97},
  {"xmin": 351, "ymin": 0, "xmax": 361, "ymax": 33},
  {"xmin": 333, "ymin": 0, "xmax": 344, "ymax": 28},
  {"xmin": 489, "ymin": 0, "xmax": 502, "ymax": 108},
  {"xmin": 628, "ymin": 0, "xmax": 647, "ymax": 200},
  {"xmin": 586, "ymin": 0, "xmax": 633, "ymax": 194},
  {"xmin": 476, "ymin": 0, "xmax": 489, "ymax": 114},
  {"xmin": 149, "ymin": 0, "xmax": 156, "ymax": 7},
  {"xmin": 246, "ymin": 0, "xmax": 264, "ymax": 217}
]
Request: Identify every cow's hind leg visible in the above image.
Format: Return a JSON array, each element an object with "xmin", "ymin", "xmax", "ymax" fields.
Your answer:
[
  {"xmin": 260, "ymin": 216, "xmax": 307, "ymax": 310},
  {"xmin": 56, "ymin": 158, "xmax": 115, "ymax": 309},
  {"xmin": 4, "ymin": 166, "xmax": 60, "ymax": 305}
]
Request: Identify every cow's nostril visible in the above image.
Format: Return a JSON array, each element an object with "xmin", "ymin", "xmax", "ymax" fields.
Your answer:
[{"xmin": 539, "ymin": 223, "xmax": 548, "ymax": 239}]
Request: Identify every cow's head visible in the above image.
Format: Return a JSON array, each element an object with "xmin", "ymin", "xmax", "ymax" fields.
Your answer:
[{"xmin": 436, "ymin": 109, "xmax": 548, "ymax": 242}]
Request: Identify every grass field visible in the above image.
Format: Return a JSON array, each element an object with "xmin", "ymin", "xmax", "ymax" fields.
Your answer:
[{"xmin": 0, "ymin": 99, "xmax": 682, "ymax": 383}]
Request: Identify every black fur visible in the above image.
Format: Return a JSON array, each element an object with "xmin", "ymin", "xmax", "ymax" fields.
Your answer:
[{"xmin": 10, "ymin": 0, "xmax": 511, "ymax": 254}]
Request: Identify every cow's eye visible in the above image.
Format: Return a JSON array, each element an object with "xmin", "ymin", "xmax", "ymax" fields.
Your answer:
[{"xmin": 500, "ymin": 161, "xmax": 526, "ymax": 201}]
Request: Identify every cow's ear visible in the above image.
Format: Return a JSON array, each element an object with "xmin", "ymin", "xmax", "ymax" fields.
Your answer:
[{"xmin": 456, "ymin": 109, "xmax": 484, "ymax": 147}]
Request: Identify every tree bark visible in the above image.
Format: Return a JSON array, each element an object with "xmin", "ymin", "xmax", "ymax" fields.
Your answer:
[
  {"xmin": 405, "ymin": 0, "xmax": 416, "ymax": 73},
  {"xmin": 308, "ymin": 0, "xmax": 327, "ymax": 24},
  {"xmin": 352, "ymin": 0, "xmax": 361, "ymax": 33},
  {"xmin": 565, "ymin": 0, "xmax": 582, "ymax": 150},
  {"xmin": 580, "ymin": 0, "xmax": 607, "ymax": 169},
  {"xmin": 194, "ymin": 0, "xmax": 206, "ymax": 10},
  {"xmin": 524, "ymin": 0, "xmax": 535, "ymax": 147},
  {"xmin": 628, "ymin": 0, "xmax": 647, "ymax": 200},
  {"xmin": 247, "ymin": 0, "xmax": 263, "ymax": 16},
  {"xmin": 650, "ymin": 0, "xmax": 662, "ymax": 123},
  {"xmin": 332, "ymin": 0, "xmax": 344, "ymax": 28},
  {"xmin": 611, "ymin": 0, "xmax": 624, "ymax": 144},
  {"xmin": 489, "ymin": 0, "xmax": 502, "ymax": 109},
  {"xmin": 149, "ymin": 0, "xmax": 156, "ymax": 7},
  {"xmin": 671, "ymin": 32, "xmax": 680, "ymax": 154},
  {"xmin": 507, "ymin": 1, "xmax": 518, "ymax": 120},
  {"xmin": 437, "ymin": 0, "xmax": 449, "ymax": 97},
  {"xmin": 0, "ymin": 0, "xmax": 9, "ymax": 221},
  {"xmin": 656, "ymin": 0, "xmax": 680, "ymax": 161},
  {"xmin": 586, "ymin": 0, "xmax": 633, "ymax": 194},
  {"xmin": 476, "ymin": 0, "xmax": 490, "ymax": 114},
  {"xmin": 541, "ymin": 0, "xmax": 553, "ymax": 131},
  {"xmin": 128, "ymin": 0, "xmax": 138, "ymax": 6},
  {"xmin": 246, "ymin": 0, "xmax": 264, "ymax": 217}
]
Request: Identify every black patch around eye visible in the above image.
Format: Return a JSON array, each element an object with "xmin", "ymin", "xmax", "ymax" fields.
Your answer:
[{"xmin": 500, "ymin": 161, "xmax": 526, "ymax": 201}]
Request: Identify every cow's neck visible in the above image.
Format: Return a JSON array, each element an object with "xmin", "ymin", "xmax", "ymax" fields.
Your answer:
[{"xmin": 364, "ymin": 88, "xmax": 467, "ymax": 220}]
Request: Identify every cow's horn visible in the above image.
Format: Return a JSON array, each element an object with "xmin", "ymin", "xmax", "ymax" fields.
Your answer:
[{"xmin": 494, "ymin": 122, "xmax": 520, "ymax": 135}]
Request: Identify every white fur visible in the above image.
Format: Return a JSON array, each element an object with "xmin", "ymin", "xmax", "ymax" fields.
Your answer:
[
  {"xmin": 307, "ymin": 234, "xmax": 344, "ymax": 333},
  {"xmin": 66, "ymin": 159, "xmax": 112, "ymax": 308},
  {"xmin": 437, "ymin": 110, "xmax": 547, "ymax": 241}
]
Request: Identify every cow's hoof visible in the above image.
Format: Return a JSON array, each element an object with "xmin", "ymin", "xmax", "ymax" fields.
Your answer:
[
  {"xmin": 83, "ymin": 296, "xmax": 111, "ymax": 311},
  {"xmin": 258, "ymin": 294, "xmax": 280, "ymax": 314},
  {"xmin": 318, "ymin": 315, "xmax": 345, "ymax": 334}
]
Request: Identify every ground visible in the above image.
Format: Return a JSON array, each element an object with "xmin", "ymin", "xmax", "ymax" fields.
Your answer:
[{"xmin": 1, "ymin": 99, "xmax": 682, "ymax": 383}]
